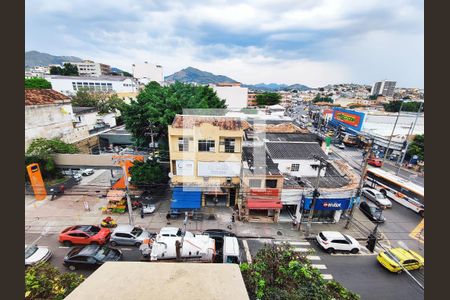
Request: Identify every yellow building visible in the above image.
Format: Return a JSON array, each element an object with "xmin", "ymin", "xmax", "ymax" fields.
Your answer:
[{"xmin": 168, "ymin": 115, "xmax": 249, "ymax": 209}]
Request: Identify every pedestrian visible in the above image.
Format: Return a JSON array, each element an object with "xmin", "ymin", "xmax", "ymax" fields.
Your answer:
[
  {"xmin": 166, "ymin": 212, "xmax": 171, "ymax": 225},
  {"xmin": 292, "ymin": 217, "xmax": 298, "ymax": 230},
  {"xmin": 231, "ymin": 211, "xmax": 235, "ymax": 223},
  {"xmin": 140, "ymin": 207, "xmax": 144, "ymax": 219}
]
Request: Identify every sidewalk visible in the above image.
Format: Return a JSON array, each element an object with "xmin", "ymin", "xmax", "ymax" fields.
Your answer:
[{"xmin": 383, "ymin": 160, "xmax": 424, "ymax": 177}]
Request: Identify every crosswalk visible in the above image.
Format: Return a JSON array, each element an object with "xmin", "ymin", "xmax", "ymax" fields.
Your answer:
[{"xmin": 273, "ymin": 240, "xmax": 333, "ymax": 280}]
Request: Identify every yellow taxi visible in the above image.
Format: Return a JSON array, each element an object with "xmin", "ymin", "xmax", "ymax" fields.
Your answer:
[{"xmin": 377, "ymin": 247, "xmax": 424, "ymax": 273}]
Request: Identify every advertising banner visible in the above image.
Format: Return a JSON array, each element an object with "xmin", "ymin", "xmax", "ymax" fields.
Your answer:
[
  {"xmin": 303, "ymin": 198, "xmax": 352, "ymax": 211},
  {"xmin": 331, "ymin": 108, "xmax": 365, "ymax": 132},
  {"xmin": 176, "ymin": 160, "xmax": 194, "ymax": 176},
  {"xmin": 198, "ymin": 161, "xmax": 241, "ymax": 177}
]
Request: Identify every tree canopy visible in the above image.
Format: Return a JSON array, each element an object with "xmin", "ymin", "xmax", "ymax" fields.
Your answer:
[
  {"xmin": 313, "ymin": 93, "xmax": 334, "ymax": 103},
  {"xmin": 50, "ymin": 63, "xmax": 79, "ymax": 76},
  {"xmin": 71, "ymin": 90, "xmax": 125, "ymax": 114},
  {"xmin": 121, "ymin": 81, "xmax": 226, "ymax": 147},
  {"xmin": 256, "ymin": 93, "xmax": 282, "ymax": 106},
  {"xmin": 240, "ymin": 243, "xmax": 359, "ymax": 300},
  {"xmin": 128, "ymin": 159, "xmax": 167, "ymax": 186},
  {"xmin": 408, "ymin": 134, "xmax": 424, "ymax": 161},
  {"xmin": 383, "ymin": 101, "xmax": 423, "ymax": 113},
  {"xmin": 25, "ymin": 78, "xmax": 52, "ymax": 89}
]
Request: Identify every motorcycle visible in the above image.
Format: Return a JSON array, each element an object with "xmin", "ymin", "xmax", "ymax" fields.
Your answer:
[{"xmin": 49, "ymin": 185, "xmax": 65, "ymax": 201}]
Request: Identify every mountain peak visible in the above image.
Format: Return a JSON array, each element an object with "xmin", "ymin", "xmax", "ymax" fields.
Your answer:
[
  {"xmin": 165, "ymin": 67, "xmax": 238, "ymax": 84},
  {"xmin": 25, "ymin": 50, "xmax": 83, "ymax": 67}
]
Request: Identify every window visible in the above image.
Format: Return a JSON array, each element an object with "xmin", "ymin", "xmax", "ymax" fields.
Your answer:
[
  {"xmin": 265, "ymin": 179, "xmax": 278, "ymax": 188},
  {"xmin": 115, "ymin": 233, "xmax": 132, "ymax": 239},
  {"xmin": 331, "ymin": 240, "xmax": 349, "ymax": 244},
  {"xmin": 291, "ymin": 164, "xmax": 300, "ymax": 172},
  {"xmin": 71, "ymin": 256, "xmax": 88, "ymax": 262},
  {"xmin": 249, "ymin": 179, "xmax": 261, "ymax": 188},
  {"xmin": 198, "ymin": 140, "xmax": 215, "ymax": 152},
  {"xmin": 403, "ymin": 259, "xmax": 418, "ymax": 265},
  {"xmin": 224, "ymin": 138, "xmax": 235, "ymax": 153},
  {"xmin": 178, "ymin": 138, "xmax": 189, "ymax": 151}
]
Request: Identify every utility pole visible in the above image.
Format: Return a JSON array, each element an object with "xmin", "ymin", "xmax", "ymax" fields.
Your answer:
[
  {"xmin": 305, "ymin": 155, "xmax": 329, "ymax": 237},
  {"xmin": 113, "ymin": 156, "xmax": 135, "ymax": 226},
  {"xmin": 345, "ymin": 138, "xmax": 374, "ymax": 229},
  {"xmin": 382, "ymin": 101, "xmax": 404, "ymax": 166},
  {"xmin": 396, "ymin": 122, "xmax": 413, "ymax": 166},
  {"xmin": 145, "ymin": 122, "xmax": 157, "ymax": 158},
  {"xmin": 396, "ymin": 102, "xmax": 423, "ymax": 175}
]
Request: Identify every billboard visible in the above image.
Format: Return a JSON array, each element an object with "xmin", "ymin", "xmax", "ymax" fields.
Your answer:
[
  {"xmin": 198, "ymin": 161, "xmax": 241, "ymax": 177},
  {"xmin": 176, "ymin": 160, "xmax": 194, "ymax": 176},
  {"xmin": 303, "ymin": 197, "xmax": 352, "ymax": 211},
  {"xmin": 331, "ymin": 108, "xmax": 365, "ymax": 132}
]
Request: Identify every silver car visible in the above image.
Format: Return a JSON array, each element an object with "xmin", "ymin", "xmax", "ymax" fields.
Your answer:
[
  {"xmin": 110, "ymin": 225, "xmax": 151, "ymax": 247},
  {"xmin": 362, "ymin": 187, "xmax": 392, "ymax": 208},
  {"xmin": 25, "ymin": 245, "xmax": 52, "ymax": 266}
]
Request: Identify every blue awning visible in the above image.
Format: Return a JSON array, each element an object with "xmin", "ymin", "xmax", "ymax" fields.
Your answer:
[{"xmin": 170, "ymin": 187, "xmax": 202, "ymax": 209}]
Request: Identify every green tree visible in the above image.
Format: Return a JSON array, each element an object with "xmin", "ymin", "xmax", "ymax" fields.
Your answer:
[
  {"xmin": 129, "ymin": 159, "xmax": 167, "ymax": 186},
  {"xmin": 121, "ymin": 81, "xmax": 226, "ymax": 147},
  {"xmin": 71, "ymin": 90, "xmax": 126, "ymax": 114},
  {"xmin": 25, "ymin": 262, "xmax": 84, "ymax": 300},
  {"xmin": 407, "ymin": 134, "xmax": 424, "ymax": 161},
  {"xmin": 122, "ymin": 71, "xmax": 133, "ymax": 77},
  {"xmin": 312, "ymin": 93, "xmax": 334, "ymax": 104},
  {"xmin": 256, "ymin": 93, "xmax": 282, "ymax": 106},
  {"xmin": 50, "ymin": 63, "xmax": 79, "ymax": 76},
  {"xmin": 240, "ymin": 244, "xmax": 359, "ymax": 300},
  {"xmin": 383, "ymin": 101, "xmax": 423, "ymax": 113},
  {"xmin": 25, "ymin": 78, "xmax": 52, "ymax": 89}
]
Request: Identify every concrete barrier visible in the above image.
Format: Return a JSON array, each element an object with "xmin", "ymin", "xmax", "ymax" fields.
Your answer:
[{"xmin": 52, "ymin": 153, "xmax": 122, "ymax": 168}]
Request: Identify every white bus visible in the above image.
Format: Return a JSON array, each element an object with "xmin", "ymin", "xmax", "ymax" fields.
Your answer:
[{"xmin": 365, "ymin": 167, "xmax": 424, "ymax": 217}]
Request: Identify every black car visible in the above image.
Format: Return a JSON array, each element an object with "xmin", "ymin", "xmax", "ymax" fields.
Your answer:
[
  {"xmin": 63, "ymin": 245, "xmax": 122, "ymax": 271},
  {"xmin": 359, "ymin": 201, "xmax": 386, "ymax": 223}
]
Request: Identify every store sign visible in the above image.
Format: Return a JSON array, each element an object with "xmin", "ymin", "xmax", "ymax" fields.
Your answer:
[
  {"xmin": 176, "ymin": 160, "xmax": 194, "ymax": 176},
  {"xmin": 198, "ymin": 161, "xmax": 240, "ymax": 177},
  {"xmin": 303, "ymin": 198, "xmax": 352, "ymax": 211},
  {"xmin": 331, "ymin": 108, "xmax": 365, "ymax": 131}
]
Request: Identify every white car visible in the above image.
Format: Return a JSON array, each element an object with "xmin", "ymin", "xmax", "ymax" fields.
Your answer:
[
  {"xmin": 141, "ymin": 204, "xmax": 156, "ymax": 214},
  {"xmin": 25, "ymin": 245, "xmax": 52, "ymax": 266},
  {"xmin": 316, "ymin": 231, "xmax": 360, "ymax": 254},
  {"xmin": 81, "ymin": 169, "xmax": 95, "ymax": 176},
  {"xmin": 362, "ymin": 187, "xmax": 392, "ymax": 208}
]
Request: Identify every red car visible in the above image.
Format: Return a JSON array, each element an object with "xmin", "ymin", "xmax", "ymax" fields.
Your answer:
[
  {"xmin": 59, "ymin": 225, "xmax": 111, "ymax": 246},
  {"xmin": 368, "ymin": 158, "xmax": 383, "ymax": 167}
]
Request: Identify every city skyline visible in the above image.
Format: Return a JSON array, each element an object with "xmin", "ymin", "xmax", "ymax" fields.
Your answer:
[{"xmin": 26, "ymin": 0, "xmax": 424, "ymax": 88}]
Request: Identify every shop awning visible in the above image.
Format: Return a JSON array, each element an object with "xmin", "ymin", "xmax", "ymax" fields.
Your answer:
[{"xmin": 247, "ymin": 199, "xmax": 282, "ymax": 210}]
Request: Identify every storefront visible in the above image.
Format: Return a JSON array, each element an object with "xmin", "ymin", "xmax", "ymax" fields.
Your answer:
[
  {"xmin": 244, "ymin": 189, "xmax": 282, "ymax": 223},
  {"xmin": 301, "ymin": 197, "xmax": 354, "ymax": 223}
]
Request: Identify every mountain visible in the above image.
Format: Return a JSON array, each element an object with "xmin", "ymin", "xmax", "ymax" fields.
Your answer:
[
  {"xmin": 243, "ymin": 83, "xmax": 311, "ymax": 91},
  {"xmin": 165, "ymin": 67, "xmax": 238, "ymax": 84},
  {"xmin": 25, "ymin": 51, "xmax": 83, "ymax": 68}
]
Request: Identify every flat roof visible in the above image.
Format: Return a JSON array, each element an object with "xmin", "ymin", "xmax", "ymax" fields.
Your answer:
[
  {"xmin": 266, "ymin": 142, "xmax": 328, "ymax": 160},
  {"xmin": 65, "ymin": 262, "xmax": 249, "ymax": 300}
]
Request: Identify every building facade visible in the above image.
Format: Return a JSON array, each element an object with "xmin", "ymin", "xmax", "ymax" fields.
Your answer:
[
  {"xmin": 168, "ymin": 115, "xmax": 248, "ymax": 212},
  {"xmin": 371, "ymin": 80, "xmax": 396, "ymax": 97},
  {"xmin": 247, "ymin": 92, "xmax": 258, "ymax": 107},
  {"xmin": 132, "ymin": 62, "xmax": 164, "ymax": 84},
  {"xmin": 211, "ymin": 83, "xmax": 248, "ymax": 109},
  {"xmin": 66, "ymin": 60, "xmax": 111, "ymax": 77},
  {"xmin": 44, "ymin": 75, "xmax": 137, "ymax": 96}
]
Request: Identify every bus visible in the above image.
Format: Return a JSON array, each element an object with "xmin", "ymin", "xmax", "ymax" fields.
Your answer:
[{"xmin": 365, "ymin": 167, "xmax": 424, "ymax": 217}]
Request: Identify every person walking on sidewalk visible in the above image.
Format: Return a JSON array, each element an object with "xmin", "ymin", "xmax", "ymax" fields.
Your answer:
[{"xmin": 166, "ymin": 212, "xmax": 171, "ymax": 225}]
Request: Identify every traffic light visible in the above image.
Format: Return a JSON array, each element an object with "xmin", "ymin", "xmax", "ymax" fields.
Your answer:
[{"xmin": 366, "ymin": 233, "xmax": 377, "ymax": 253}]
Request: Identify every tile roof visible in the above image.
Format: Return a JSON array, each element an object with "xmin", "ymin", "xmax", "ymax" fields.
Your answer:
[
  {"xmin": 171, "ymin": 115, "xmax": 250, "ymax": 130},
  {"xmin": 242, "ymin": 146, "xmax": 281, "ymax": 176},
  {"xmin": 262, "ymin": 133, "xmax": 319, "ymax": 143},
  {"xmin": 266, "ymin": 142, "xmax": 328, "ymax": 160},
  {"xmin": 25, "ymin": 89, "xmax": 70, "ymax": 106},
  {"xmin": 253, "ymin": 122, "xmax": 308, "ymax": 133}
]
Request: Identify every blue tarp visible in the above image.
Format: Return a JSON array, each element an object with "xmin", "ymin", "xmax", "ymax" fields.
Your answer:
[{"xmin": 170, "ymin": 187, "xmax": 202, "ymax": 209}]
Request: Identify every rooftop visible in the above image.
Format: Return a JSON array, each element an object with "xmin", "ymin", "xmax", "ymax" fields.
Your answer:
[
  {"xmin": 25, "ymin": 89, "xmax": 70, "ymax": 106},
  {"xmin": 65, "ymin": 262, "xmax": 249, "ymax": 300},
  {"xmin": 262, "ymin": 133, "xmax": 318, "ymax": 143},
  {"xmin": 283, "ymin": 162, "xmax": 351, "ymax": 189},
  {"xmin": 266, "ymin": 142, "xmax": 328, "ymax": 160},
  {"xmin": 72, "ymin": 106, "xmax": 98, "ymax": 114},
  {"xmin": 242, "ymin": 146, "xmax": 281, "ymax": 176},
  {"xmin": 45, "ymin": 75, "xmax": 132, "ymax": 81},
  {"xmin": 171, "ymin": 114, "xmax": 250, "ymax": 130}
]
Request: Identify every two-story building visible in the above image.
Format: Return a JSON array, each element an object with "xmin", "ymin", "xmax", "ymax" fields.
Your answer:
[{"xmin": 168, "ymin": 115, "xmax": 249, "ymax": 212}]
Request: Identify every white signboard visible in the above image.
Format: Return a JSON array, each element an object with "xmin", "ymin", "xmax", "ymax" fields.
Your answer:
[
  {"xmin": 197, "ymin": 161, "xmax": 241, "ymax": 177},
  {"xmin": 176, "ymin": 160, "xmax": 194, "ymax": 176}
]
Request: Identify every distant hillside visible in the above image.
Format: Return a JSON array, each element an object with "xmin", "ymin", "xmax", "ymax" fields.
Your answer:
[
  {"xmin": 165, "ymin": 67, "xmax": 238, "ymax": 84},
  {"xmin": 25, "ymin": 51, "xmax": 83, "ymax": 67},
  {"xmin": 243, "ymin": 83, "xmax": 311, "ymax": 91}
]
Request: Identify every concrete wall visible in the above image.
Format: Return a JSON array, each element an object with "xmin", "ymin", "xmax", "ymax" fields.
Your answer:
[
  {"xmin": 100, "ymin": 113, "xmax": 117, "ymax": 127},
  {"xmin": 46, "ymin": 77, "xmax": 137, "ymax": 96},
  {"xmin": 74, "ymin": 111, "xmax": 98, "ymax": 130},
  {"xmin": 52, "ymin": 153, "xmax": 119, "ymax": 167},
  {"xmin": 133, "ymin": 63, "xmax": 164, "ymax": 82},
  {"xmin": 25, "ymin": 103, "xmax": 78, "ymax": 150},
  {"xmin": 212, "ymin": 85, "xmax": 248, "ymax": 109},
  {"xmin": 274, "ymin": 159, "xmax": 326, "ymax": 177}
]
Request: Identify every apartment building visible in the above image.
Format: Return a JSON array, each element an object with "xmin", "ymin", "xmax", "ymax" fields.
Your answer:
[
  {"xmin": 66, "ymin": 60, "xmax": 111, "ymax": 77},
  {"xmin": 168, "ymin": 115, "xmax": 249, "ymax": 212},
  {"xmin": 371, "ymin": 80, "xmax": 396, "ymax": 97},
  {"xmin": 211, "ymin": 83, "xmax": 248, "ymax": 109},
  {"xmin": 132, "ymin": 62, "xmax": 164, "ymax": 84}
]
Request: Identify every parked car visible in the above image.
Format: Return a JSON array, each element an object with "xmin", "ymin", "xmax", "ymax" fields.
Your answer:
[
  {"xmin": 359, "ymin": 202, "xmax": 386, "ymax": 223},
  {"xmin": 141, "ymin": 204, "xmax": 156, "ymax": 215},
  {"xmin": 63, "ymin": 244, "xmax": 122, "ymax": 271},
  {"xmin": 368, "ymin": 158, "xmax": 383, "ymax": 167},
  {"xmin": 72, "ymin": 173, "xmax": 82, "ymax": 183},
  {"xmin": 316, "ymin": 231, "xmax": 360, "ymax": 254},
  {"xmin": 81, "ymin": 169, "xmax": 95, "ymax": 176},
  {"xmin": 25, "ymin": 245, "xmax": 52, "ymax": 266},
  {"xmin": 110, "ymin": 225, "xmax": 153, "ymax": 247},
  {"xmin": 337, "ymin": 143, "xmax": 346, "ymax": 149},
  {"xmin": 59, "ymin": 225, "xmax": 111, "ymax": 246},
  {"xmin": 377, "ymin": 247, "xmax": 424, "ymax": 273},
  {"xmin": 362, "ymin": 187, "xmax": 392, "ymax": 208}
]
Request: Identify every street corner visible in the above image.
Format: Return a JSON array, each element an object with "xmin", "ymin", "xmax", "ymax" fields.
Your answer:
[{"xmin": 409, "ymin": 219, "xmax": 424, "ymax": 244}]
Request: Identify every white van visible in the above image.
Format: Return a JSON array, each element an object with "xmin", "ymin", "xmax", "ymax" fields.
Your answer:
[{"xmin": 223, "ymin": 236, "xmax": 241, "ymax": 264}]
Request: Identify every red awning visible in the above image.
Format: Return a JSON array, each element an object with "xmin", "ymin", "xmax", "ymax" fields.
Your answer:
[
  {"xmin": 247, "ymin": 199, "xmax": 282, "ymax": 210},
  {"xmin": 249, "ymin": 188, "xmax": 279, "ymax": 197}
]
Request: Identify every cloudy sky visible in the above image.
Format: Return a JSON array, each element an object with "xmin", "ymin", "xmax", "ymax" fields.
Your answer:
[{"xmin": 25, "ymin": 0, "xmax": 424, "ymax": 88}]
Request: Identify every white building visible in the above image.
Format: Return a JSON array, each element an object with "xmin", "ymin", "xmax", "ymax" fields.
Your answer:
[
  {"xmin": 66, "ymin": 60, "xmax": 111, "ymax": 77},
  {"xmin": 132, "ymin": 62, "xmax": 164, "ymax": 84},
  {"xmin": 44, "ymin": 75, "xmax": 137, "ymax": 96},
  {"xmin": 265, "ymin": 142, "xmax": 328, "ymax": 177},
  {"xmin": 211, "ymin": 83, "xmax": 248, "ymax": 109}
]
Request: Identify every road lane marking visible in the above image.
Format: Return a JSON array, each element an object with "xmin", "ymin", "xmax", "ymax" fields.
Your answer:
[
  {"xmin": 321, "ymin": 274, "xmax": 333, "ymax": 280},
  {"xmin": 292, "ymin": 247, "xmax": 309, "ymax": 252},
  {"xmin": 120, "ymin": 248, "xmax": 133, "ymax": 251},
  {"xmin": 274, "ymin": 241, "xmax": 310, "ymax": 246},
  {"xmin": 409, "ymin": 219, "xmax": 424, "ymax": 244},
  {"xmin": 242, "ymin": 239, "xmax": 252, "ymax": 264},
  {"xmin": 306, "ymin": 255, "xmax": 321, "ymax": 261},
  {"xmin": 311, "ymin": 264, "xmax": 327, "ymax": 270},
  {"xmin": 58, "ymin": 246, "xmax": 69, "ymax": 249}
]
